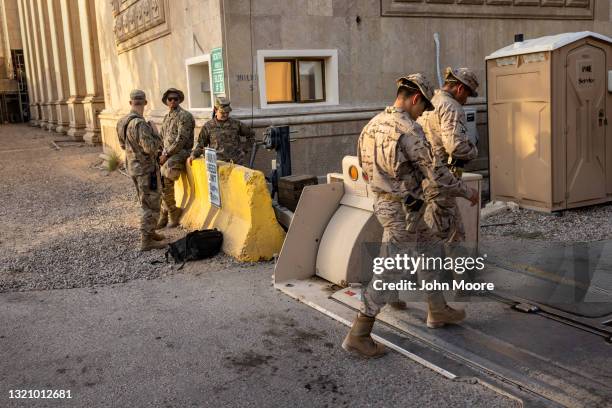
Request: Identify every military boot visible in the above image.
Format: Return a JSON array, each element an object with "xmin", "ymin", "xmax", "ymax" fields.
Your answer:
[
  {"xmin": 167, "ymin": 207, "xmax": 183, "ymax": 228},
  {"xmin": 342, "ymin": 313, "xmax": 386, "ymax": 358},
  {"xmin": 140, "ymin": 234, "xmax": 167, "ymax": 251},
  {"xmin": 156, "ymin": 209, "xmax": 168, "ymax": 229},
  {"xmin": 426, "ymin": 297, "xmax": 466, "ymax": 328},
  {"xmin": 151, "ymin": 231, "xmax": 165, "ymax": 241}
]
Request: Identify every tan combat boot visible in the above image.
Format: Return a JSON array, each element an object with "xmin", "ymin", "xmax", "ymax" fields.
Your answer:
[
  {"xmin": 156, "ymin": 210, "xmax": 168, "ymax": 229},
  {"xmin": 140, "ymin": 234, "xmax": 167, "ymax": 251},
  {"xmin": 342, "ymin": 313, "xmax": 386, "ymax": 358},
  {"xmin": 167, "ymin": 207, "xmax": 183, "ymax": 228},
  {"xmin": 426, "ymin": 297, "xmax": 466, "ymax": 328},
  {"xmin": 151, "ymin": 231, "xmax": 165, "ymax": 241}
]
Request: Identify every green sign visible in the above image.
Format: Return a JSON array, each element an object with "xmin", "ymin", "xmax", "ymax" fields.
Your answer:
[{"xmin": 211, "ymin": 47, "xmax": 225, "ymax": 94}]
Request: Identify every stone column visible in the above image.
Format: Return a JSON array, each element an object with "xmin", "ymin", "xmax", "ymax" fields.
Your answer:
[
  {"xmin": 24, "ymin": 0, "xmax": 46, "ymax": 127},
  {"xmin": 77, "ymin": 0, "xmax": 104, "ymax": 144},
  {"xmin": 16, "ymin": 0, "xmax": 39, "ymax": 125},
  {"xmin": 35, "ymin": 0, "xmax": 58, "ymax": 130},
  {"xmin": 59, "ymin": 0, "xmax": 87, "ymax": 139},
  {"xmin": 46, "ymin": 0, "xmax": 70, "ymax": 134},
  {"xmin": 28, "ymin": 0, "xmax": 49, "ymax": 128}
]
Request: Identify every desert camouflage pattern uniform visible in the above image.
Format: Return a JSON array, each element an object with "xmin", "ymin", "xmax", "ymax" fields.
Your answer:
[
  {"xmin": 191, "ymin": 118, "xmax": 255, "ymax": 166},
  {"xmin": 358, "ymin": 106, "xmax": 472, "ymax": 317},
  {"xmin": 117, "ymin": 111, "xmax": 162, "ymax": 236},
  {"xmin": 418, "ymin": 88, "xmax": 478, "ymax": 244},
  {"xmin": 160, "ymin": 105, "xmax": 195, "ymax": 215}
]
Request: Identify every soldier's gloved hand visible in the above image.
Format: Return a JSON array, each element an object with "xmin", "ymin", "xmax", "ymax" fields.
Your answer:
[
  {"xmin": 159, "ymin": 153, "xmax": 168, "ymax": 165},
  {"xmin": 467, "ymin": 188, "xmax": 479, "ymax": 207}
]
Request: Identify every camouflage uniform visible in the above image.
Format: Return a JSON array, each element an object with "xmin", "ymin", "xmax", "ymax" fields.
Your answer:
[
  {"xmin": 117, "ymin": 104, "xmax": 162, "ymax": 238},
  {"xmin": 358, "ymin": 76, "xmax": 472, "ymax": 317},
  {"xmin": 160, "ymin": 102, "xmax": 195, "ymax": 219},
  {"xmin": 418, "ymin": 67, "xmax": 479, "ymax": 244},
  {"xmin": 191, "ymin": 98, "xmax": 255, "ymax": 166}
]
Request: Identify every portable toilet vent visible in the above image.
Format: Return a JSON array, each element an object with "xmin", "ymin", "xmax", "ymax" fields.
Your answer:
[{"xmin": 486, "ymin": 31, "xmax": 612, "ymax": 212}]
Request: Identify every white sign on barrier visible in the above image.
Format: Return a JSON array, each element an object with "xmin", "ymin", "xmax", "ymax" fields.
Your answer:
[{"xmin": 205, "ymin": 148, "xmax": 221, "ymax": 208}]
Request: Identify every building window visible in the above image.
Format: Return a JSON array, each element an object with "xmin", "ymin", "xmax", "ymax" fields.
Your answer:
[
  {"xmin": 264, "ymin": 58, "xmax": 325, "ymax": 104},
  {"xmin": 185, "ymin": 54, "xmax": 213, "ymax": 110},
  {"xmin": 257, "ymin": 50, "xmax": 338, "ymax": 109},
  {"xmin": 265, "ymin": 60, "xmax": 295, "ymax": 103}
]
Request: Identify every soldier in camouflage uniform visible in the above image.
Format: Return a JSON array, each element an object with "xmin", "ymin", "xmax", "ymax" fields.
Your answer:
[
  {"xmin": 157, "ymin": 88, "xmax": 195, "ymax": 229},
  {"xmin": 189, "ymin": 97, "xmax": 254, "ymax": 167},
  {"xmin": 418, "ymin": 67, "xmax": 479, "ymax": 244},
  {"xmin": 342, "ymin": 74, "xmax": 479, "ymax": 358},
  {"xmin": 117, "ymin": 90, "xmax": 165, "ymax": 251}
]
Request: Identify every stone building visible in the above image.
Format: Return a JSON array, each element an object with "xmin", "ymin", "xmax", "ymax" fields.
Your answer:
[
  {"xmin": 13, "ymin": 0, "xmax": 612, "ymax": 176},
  {"xmin": 0, "ymin": 0, "xmax": 27, "ymax": 123},
  {"xmin": 11, "ymin": 0, "xmax": 104, "ymax": 142}
]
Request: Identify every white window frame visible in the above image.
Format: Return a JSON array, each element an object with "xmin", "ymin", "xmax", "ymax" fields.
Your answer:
[
  {"xmin": 185, "ymin": 54, "xmax": 214, "ymax": 113},
  {"xmin": 257, "ymin": 49, "xmax": 339, "ymax": 109}
]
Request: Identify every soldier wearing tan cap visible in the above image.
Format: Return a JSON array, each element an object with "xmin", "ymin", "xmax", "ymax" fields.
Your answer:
[
  {"xmin": 157, "ymin": 88, "xmax": 195, "ymax": 229},
  {"xmin": 116, "ymin": 90, "xmax": 166, "ymax": 251},
  {"xmin": 418, "ymin": 67, "xmax": 480, "ymax": 244},
  {"xmin": 189, "ymin": 97, "xmax": 255, "ymax": 167},
  {"xmin": 343, "ymin": 74, "xmax": 479, "ymax": 358}
]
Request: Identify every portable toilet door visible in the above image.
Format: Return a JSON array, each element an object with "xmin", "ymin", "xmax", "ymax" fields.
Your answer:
[
  {"xmin": 558, "ymin": 38, "xmax": 609, "ymax": 208},
  {"xmin": 486, "ymin": 31, "xmax": 612, "ymax": 212}
]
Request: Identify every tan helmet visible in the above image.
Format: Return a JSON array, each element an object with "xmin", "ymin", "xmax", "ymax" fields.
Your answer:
[
  {"xmin": 396, "ymin": 73, "xmax": 435, "ymax": 111},
  {"xmin": 445, "ymin": 67, "xmax": 479, "ymax": 97},
  {"xmin": 215, "ymin": 96, "xmax": 232, "ymax": 113},
  {"xmin": 162, "ymin": 88, "xmax": 185, "ymax": 105},
  {"xmin": 129, "ymin": 89, "xmax": 146, "ymax": 101}
]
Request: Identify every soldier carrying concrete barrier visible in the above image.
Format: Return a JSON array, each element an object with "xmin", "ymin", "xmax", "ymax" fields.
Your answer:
[
  {"xmin": 343, "ymin": 74, "xmax": 479, "ymax": 358},
  {"xmin": 116, "ymin": 90, "xmax": 166, "ymax": 251},
  {"xmin": 189, "ymin": 97, "xmax": 255, "ymax": 167},
  {"xmin": 157, "ymin": 88, "xmax": 195, "ymax": 229}
]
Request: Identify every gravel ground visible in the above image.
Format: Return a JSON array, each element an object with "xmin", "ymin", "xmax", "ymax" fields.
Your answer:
[
  {"xmin": 0, "ymin": 125, "xmax": 244, "ymax": 292},
  {"xmin": 482, "ymin": 202, "xmax": 612, "ymax": 242}
]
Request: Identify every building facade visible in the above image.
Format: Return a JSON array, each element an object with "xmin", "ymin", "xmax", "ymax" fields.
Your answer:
[
  {"xmin": 10, "ymin": 0, "xmax": 104, "ymax": 142},
  {"xmin": 12, "ymin": 0, "xmax": 612, "ymax": 175},
  {"xmin": 0, "ymin": 0, "xmax": 27, "ymax": 123}
]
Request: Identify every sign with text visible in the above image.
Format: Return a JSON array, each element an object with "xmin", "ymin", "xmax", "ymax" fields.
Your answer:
[
  {"xmin": 211, "ymin": 47, "xmax": 225, "ymax": 95},
  {"xmin": 205, "ymin": 148, "xmax": 221, "ymax": 208}
]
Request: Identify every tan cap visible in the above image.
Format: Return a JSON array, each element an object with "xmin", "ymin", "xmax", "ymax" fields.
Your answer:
[
  {"xmin": 215, "ymin": 96, "xmax": 232, "ymax": 113},
  {"xmin": 130, "ymin": 89, "xmax": 146, "ymax": 101},
  {"xmin": 445, "ymin": 67, "xmax": 479, "ymax": 97},
  {"xmin": 396, "ymin": 73, "xmax": 435, "ymax": 111},
  {"xmin": 162, "ymin": 88, "xmax": 185, "ymax": 105}
]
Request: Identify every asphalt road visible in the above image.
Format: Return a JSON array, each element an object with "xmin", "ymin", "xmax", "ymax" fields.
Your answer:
[
  {"xmin": 0, "ymin": 125, "xmax": 518, "ymax": 408},
  {"xmin": 1, "ymin": 265, "xmax": 519, "ymax": 408}
]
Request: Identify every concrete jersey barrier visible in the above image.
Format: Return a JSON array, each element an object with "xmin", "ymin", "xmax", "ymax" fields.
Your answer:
[{"xmin": 174, "ymin": 158, "xmax": 285, "ymax": 262}]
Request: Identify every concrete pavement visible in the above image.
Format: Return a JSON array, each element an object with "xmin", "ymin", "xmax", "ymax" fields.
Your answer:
[{"xmin": 0, "ymin": 263, "xmax": 520, "ymax": 408}]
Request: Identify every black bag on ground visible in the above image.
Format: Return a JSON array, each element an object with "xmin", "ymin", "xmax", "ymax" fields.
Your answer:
[{"xmin": 166, "ymin": 229, "xmax": 223, "ymax": 266}]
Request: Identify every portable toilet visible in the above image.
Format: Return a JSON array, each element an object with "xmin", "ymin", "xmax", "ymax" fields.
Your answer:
[{"xmin": 486, "ymin": 31, "xmax": 612, "ymax": 212}]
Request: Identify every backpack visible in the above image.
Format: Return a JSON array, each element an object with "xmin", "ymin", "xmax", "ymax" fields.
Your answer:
[{"xmin": 165, "ymin": 229, "xmax": 223, "ymax": 268}]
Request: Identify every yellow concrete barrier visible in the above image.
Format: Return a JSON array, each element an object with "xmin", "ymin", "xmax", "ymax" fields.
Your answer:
[{"xmin": 174, "ymin": 158, "xmax": 285, "ymax": 262}]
